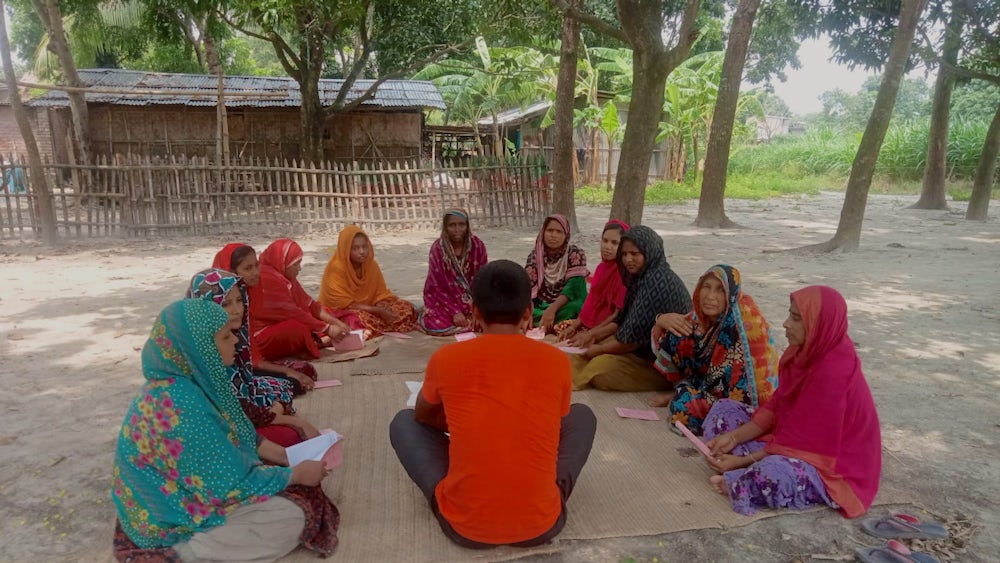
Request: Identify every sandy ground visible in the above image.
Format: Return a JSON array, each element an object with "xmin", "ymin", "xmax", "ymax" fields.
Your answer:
[{"xmin": 1, "ymin": 192, "xmax": 998, "ymax": 562}]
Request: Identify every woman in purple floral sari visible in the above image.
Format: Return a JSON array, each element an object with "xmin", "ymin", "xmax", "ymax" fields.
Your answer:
[{"xmin": 418, "ymin": 209, "xmax": 488, "ymax": 335}]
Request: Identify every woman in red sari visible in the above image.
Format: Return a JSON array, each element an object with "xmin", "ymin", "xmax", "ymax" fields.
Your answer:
[
  {"xmin": 243, "ymin": 239, "xmax": 360, "ymax": 362},
  {"xmin": 703, "ymin": 286, "xmax": 881, "ymax": 518}
]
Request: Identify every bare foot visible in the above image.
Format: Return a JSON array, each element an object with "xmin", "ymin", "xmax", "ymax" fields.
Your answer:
[
  {"xmin": 709, "ymin": 475, "xmax": 727, "ymax": 495},
  {"xmin": 648, "ymin": 391, "xmax": 673, "ymax": 408}
]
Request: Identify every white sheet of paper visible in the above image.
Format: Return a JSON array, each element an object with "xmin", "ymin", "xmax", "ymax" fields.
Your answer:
[
  {"xmin": 405, "ymin": 380, "xmax": 423, "ymax": 408},
  {"xmin": 558, "ymin": 345, "xmax": 587, "ymax": 354},
  {"xmin": 285, "ymin": 432, "xmax": 341, "ymax": 467}
]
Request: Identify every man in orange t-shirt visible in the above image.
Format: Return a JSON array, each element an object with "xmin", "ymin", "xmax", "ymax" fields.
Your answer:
[{"xmin": 390, "ymin": 259, "xmax": 597, "ymax": 548}]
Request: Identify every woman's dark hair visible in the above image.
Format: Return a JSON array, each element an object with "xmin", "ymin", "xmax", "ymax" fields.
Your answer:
[
  {"xmin": 602, "ymin": 221, "xmax": 626, "ymax": 236},
  {"xmin": 472, "ymin": 260, "xmax": 532, "ymax": 325},
  {"xmin": 230, "ymin": 245, "xmax": 256, "ymax": 272}
]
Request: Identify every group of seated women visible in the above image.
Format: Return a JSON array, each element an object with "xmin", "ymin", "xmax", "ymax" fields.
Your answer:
[{"xmin": 111, "ymin": 209, "xmax": 882, "ymax": 561}]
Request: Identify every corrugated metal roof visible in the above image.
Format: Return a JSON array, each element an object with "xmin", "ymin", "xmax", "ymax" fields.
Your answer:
[
  {"xmin": 477, "ymin": 100, "xmax": 552, "ymax": 127},
  {"xmin": 27, "ymin": 69, "xmax": 445, "ymax": 110}
]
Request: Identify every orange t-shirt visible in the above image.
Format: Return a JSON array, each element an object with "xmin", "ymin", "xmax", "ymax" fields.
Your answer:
[{"xmin": 422, "ymin": 333, "xmax": 571, "ymax": 544}]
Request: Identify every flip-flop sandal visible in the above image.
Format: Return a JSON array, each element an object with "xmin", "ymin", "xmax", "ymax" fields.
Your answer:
[
  {"xmin": 855, "ymin": 540, "xmax": 940, "ymax": 563},
  {"xmin": 862, "ymin": 513, "xmax": 950, "ymax": 540}
]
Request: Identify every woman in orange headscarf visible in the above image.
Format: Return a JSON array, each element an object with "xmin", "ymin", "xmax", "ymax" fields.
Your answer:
[
  {"xmin": 319, "ymin": 226, "xmax": 417, "ymax": 335},
  {"xmin": 252, "ymin": 238, "xmax": 362, "ymax": 361}
]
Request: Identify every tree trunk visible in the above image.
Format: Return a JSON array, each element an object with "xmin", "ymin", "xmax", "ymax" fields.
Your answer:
[
  {"xmin": 610, "ymin": 48, "xmax": 670, "ymax": 223},
  {"xmin": 965, "ymin": 103, "xmax": 1000, "ymax": 221},
  {"xmin": 803, "ymin": 0, "xmax": 927, "ymax": 252},
  {"xmin": 696, "ymin": 0, "xmax": 760, "ymax": 228},
  {"xmin": 551, "ymin": 0, "xmax": 581, "ymax": 231},
  {"xmin": 300, "ymin": 71, "xmax": 325, "ymax": 163},
  {"xmin": 32, "ymin": 0, "xmax": 90, "ymax": 167},
  {"xmin": 0, "ymin": 0, "xmax": 56, "ymax": 244},
  {"xmin": 610, "ymin": 0, "xmax": 702, "ymax": 225},
  {"xmin": 911, "ymin": 1, "xmax": 963, "ymax": 210},
  {"xmin": 203, "ymin": 34, "xmax": 230, "ymax": 164}
]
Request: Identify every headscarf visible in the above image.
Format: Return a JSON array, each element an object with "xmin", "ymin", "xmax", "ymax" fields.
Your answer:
[
  {"xmin": 525, "ymin": 214, "xmax": 588, "ymax": 302},
  {"xmin": 253, "ymin": 239, "xmax": 327, "ymax": 335},
  {"xmin": 319, "ymin": 226, "xmax": 394, "ymax": 309},
  {"xmin": 577, "ymin": 220, "xmax": 629, "ymax": 329},
  {"xmin": 614, "ymin": 225, "xmax": 692, "ymax": 347},
  {"xmin": 187, "ymin": 268, "xmax": 294, "ymax": 408},
  {"xmin": 212, "ymin": 242, "xmax": 253, "ymax": 274},
  {"xmin": 751, "ymin": 286, "xmax": 881, "ymax": 518},
  {"xmin": 421, "ymin": 209, "xmax": 489, "ymax": 322},
  {"xmin": 654, "ymin": 265, "xmax": 778, "ymax": 407},
  {"xmin": 112, "ymin": 299, "xmax": 291, "ymax": 548}
]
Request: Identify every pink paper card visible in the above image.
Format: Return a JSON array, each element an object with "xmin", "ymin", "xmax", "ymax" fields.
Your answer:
[
  {"xmin": 384, "ymin": 332, "xmax": 413, "ymax": 339},
  {"xmin": 333, "ymin": 330, "xmax": 365, "ymax": 352},
  {"xmin": 526, "ymin": 327, "xmax": 546, "ymax": 340},
  {"xmin": 615, "ymin": 407, "xmax": 660, "ymax": 421},
  {"xmin": 454, "ymin": 332, "xmax": 477, "ymax": 342},
  {"xmin": 313, "ymin": 379, "xmax": 342, "ymax": 389},
  {"xmin": 674, "ymin": 420, "xmax": 713, "ymax": 458},
  {"xmin": 318, "ymin": 429, "xmax": 344, "ymax": 469}
]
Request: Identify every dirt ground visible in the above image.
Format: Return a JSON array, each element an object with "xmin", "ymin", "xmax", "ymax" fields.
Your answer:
[{"xmin": 1, "ymin": 192, "xmax": 998, "ymax": 562}]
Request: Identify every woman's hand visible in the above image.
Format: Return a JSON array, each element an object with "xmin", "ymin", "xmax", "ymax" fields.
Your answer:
[
  {"xmin": 654, "ymin": 313, "xmax": 693, "ymax": 340},
  {"xmin": 288, "ymin": 417, "xmax": 320, "ymax": 439},
  {"xmin": 706, "ymin": 432, "xmax": 739, "ymax": 456},
  {"xmin": 290, "ymin": 460, "xmax": 328, "ymax": 487},
  {"xmin": 376, "ymin": 302, "xmax": 400, "ymax": 323},
  {"xmin": 452, "ymin": 312, "xmax": 468, "ymax": 328},
  {"xmin": 567, "ymin": 327, "xmax": 594, "ymax": 348},
  {"xmin": 325, "ymin": 324, "xmax": 347, "ymax": 344},
  {"xmin": 582, "ymin": 343, "xmax": 602, "ymax": 360},
  {"xmin": 285, "ymin": 368, "xmax": 315, "ymax": 392},
  {"xmin": 539, "ymin": 308, "xmax": 557, "ymax": 333},
  {"xmin": 706, "ymin": 453, "xmax": 753, "ymax": 474}
]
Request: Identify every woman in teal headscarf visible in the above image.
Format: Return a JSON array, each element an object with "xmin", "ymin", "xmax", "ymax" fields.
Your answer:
[{"xmin": 111, "ymin": 299, "xmax": 340, "ymax": 561}]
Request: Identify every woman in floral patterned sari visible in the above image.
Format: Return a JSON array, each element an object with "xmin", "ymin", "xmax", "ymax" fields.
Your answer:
[
  {"xmin": 111, "ymin": 299, "xmax": 339, "ymax": 561},
  {"xmin": 652, "ymin": 264, "xmax": 779, "ymax": 435},
  {"xmin": 418, "ymin": 208, "xmax": 488, "ymax": 335}
]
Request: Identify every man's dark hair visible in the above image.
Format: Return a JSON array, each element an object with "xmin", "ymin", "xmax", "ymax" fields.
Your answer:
[{"xmin": 472, "ymin": 259, "xmax": 531, "ymax": 325}]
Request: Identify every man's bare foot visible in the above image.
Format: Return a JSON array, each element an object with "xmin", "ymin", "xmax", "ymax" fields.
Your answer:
[
  {"xmin": 648, "ymin": 391, "xmax": 673, "ymax": 408},
  {"xmin": 709, "ymin": 475, "xmax": 727, "ymax": 495}
]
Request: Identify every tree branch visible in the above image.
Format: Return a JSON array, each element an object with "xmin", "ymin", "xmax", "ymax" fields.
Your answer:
[
  {"xmin": 217, "ymin": 9, "xmax": 301, "ymax": 74},
  {"xmin": 550, "ymin": 0, "xmax": 628, "ymax": 43}
]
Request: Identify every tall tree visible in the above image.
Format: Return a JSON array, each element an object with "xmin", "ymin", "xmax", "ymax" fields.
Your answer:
[
  {"xmin": 911, "ymin": 0, "xmax": 965, "ymax": 210},
  {"xmin": 30, "ymin": 0, "xmax": 91, "ymax": 165},
  {"xmin": 965, "ymin": 103, "xmax": 999, "ymax": 220},
  {"xmin": 551, "ymin": 0, "xmax": 583, "ymax": 231},
  {"xmin": 805, "ymin": 0, "xmax": 928, "ymax": 252},
  {"xmin": 695, "ymin": 0, "xmax": 761, "ymax": 228},
  {"xmin": 556, "ymin": 0, "xmax": 703, "ymax": 224},
  {"xmin": 1, "ymin": 0, "xmax": 56, "ymax": 243}
]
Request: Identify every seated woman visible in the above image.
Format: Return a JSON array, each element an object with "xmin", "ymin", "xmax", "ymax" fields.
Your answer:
[
  {"xmin": 571, "ymin": 226, "xmax": 692, "ymax": 392},
  {"xmin": 214, "ymin": 242, "xmax": 328, "ymax": 392},
  {"xmin": 188, "ymin": 268, "xmax": 320, "ymax": 447},
  {"xmin": 702, "ymin": 286, "xmax": 881, "ymax": 518},
  {"xmin": 319, "ymin": 226, "xmax": 418, "ymax": 336},
  {"xmin": 252, "ymin": 238, "xmax": 362, "ymax": 361},
  {"xmin": 111, "ymin": 299, "xmax": 339, "ymax": 562},
  {"xmin": 652, "ymin": 265, "xmax": 778, "ymax": 435},
  {"xmin": 525, "ymin": 214, "xmax": 588, "ymax": 333},
  {"xmin": 555, "ymin": 220, "xmax": 628, "ymax": 344},
  {"xmin": 418, "ymin": 208, "xmax": 488, "ymax": 336}
]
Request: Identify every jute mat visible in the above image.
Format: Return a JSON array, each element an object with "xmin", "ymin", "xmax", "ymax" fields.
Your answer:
[
  {"xmin": 284, "ymin": 361, "xmax": 907, "ymax": 562},
  {"xmin": 348, "ymin": 333, "xmax": 447, "ymax": 375},
  {"xmin": 312, "ymin": 337, "xmax": 382, "ymax": 364}
]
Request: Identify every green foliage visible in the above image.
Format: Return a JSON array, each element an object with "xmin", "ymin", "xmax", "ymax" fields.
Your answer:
[{"xmin": 951, "ymin": 81, "xmax": 1000, "ymax": 122}]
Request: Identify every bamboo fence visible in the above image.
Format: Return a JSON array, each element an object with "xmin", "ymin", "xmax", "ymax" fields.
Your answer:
[{"xmin": 0, "ymin": 155, "xmax": 552, "ymax": 239}]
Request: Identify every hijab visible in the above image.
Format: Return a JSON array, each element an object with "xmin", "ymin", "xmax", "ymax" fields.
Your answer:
[
  {"xmin": 525, "ymin": 214, "xmax": 588, "ymax": 302},
  {"xmin": 614, "ymin": 225, "xmax": 692, "ymax": 347},
  {"xmin": 752, "ymin": 286, "xmax": 882, "ymax": 518},
  {"xmin": 319, "ymin": 226, "xmax": 394, "ymax": 309},
  {"xmin": 577, "ymin": 220, "xmax": 629, "ymax": 328},
  {"xmin": 112, "ymin": 299, "xmax": 290, "ymax": 548}
]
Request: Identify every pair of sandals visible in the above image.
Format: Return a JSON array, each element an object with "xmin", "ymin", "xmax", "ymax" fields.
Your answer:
[{"xmin": 855, "ymin": 513, "xmax": 949, "ymax": 563}]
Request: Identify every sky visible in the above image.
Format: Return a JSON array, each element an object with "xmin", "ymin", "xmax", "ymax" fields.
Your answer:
[{"xmin": 768, "ymin": 36, "xmax": 877, "ymax": 116}]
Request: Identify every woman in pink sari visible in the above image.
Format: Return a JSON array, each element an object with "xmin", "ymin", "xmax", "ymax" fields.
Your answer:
[
  {"xmin": 418, "ymin": 209, "xmax": 488, "ymax": 335},
  {"xmin": 703, "ymin": 286, "xmax": 881, "ymax": 518},
  {"xmin": 252, "ymin": 239, "xmax": 362, "ymax": 361}
]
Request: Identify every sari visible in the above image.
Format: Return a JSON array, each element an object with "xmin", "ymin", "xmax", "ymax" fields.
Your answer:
[
  {"xmin": 749, "ymin": 286, "xmax": 881, "ymax": 518},
  {"xmin": 654, "ymin": 265, "xmax": 779, "ymax": 435},
  {"xmin": 112, "ymin": 299, "xmax": 292, "ymax": 548},
  {"xmin": 187, "ymin": 269, "xmax": 304, "ymax": 445},
  {"xmin": 319, "ymin": 226, "xmax": 417, "ymax": 335},
  {"xmin": 252, "ymin": 239, "xmax": 362, "ymax": 360},
  {"xmin": 576, "ymin": 220, "xmax": 629, "ymax": 330},
  {"xmin": 525, "ymin": 214, "xmax": 588, "ymax": 325},
  {"xmin": 418, "ymin": 209, "xmax": 489, "ymax": 335}
]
